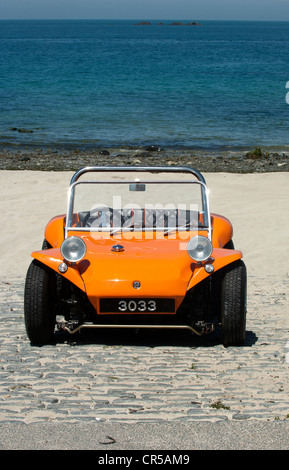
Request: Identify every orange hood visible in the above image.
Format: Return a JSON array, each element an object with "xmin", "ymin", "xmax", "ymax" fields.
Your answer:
[{"xmin": 79, "ymin": 235, "xmax": 194, "ymax": 310}]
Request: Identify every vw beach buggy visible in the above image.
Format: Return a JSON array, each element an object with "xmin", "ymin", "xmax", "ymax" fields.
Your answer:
[{"xmin": 24, "ymin": 166, "xmax": 246, "ymax": 346}]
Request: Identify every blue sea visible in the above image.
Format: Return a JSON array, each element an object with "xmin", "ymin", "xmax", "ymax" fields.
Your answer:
[{"xmin": 1, "ymin": 19, "xmax": 289, "ymax": 151}]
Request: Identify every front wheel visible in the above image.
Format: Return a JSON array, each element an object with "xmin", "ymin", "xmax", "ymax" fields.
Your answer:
[
  {"xmin": 221, "ymin": 260, "xmax": 247, "ymax": 346},
  {"xmin": 24, "ymin": 260, "xmax": 57, "ymax": 345}
]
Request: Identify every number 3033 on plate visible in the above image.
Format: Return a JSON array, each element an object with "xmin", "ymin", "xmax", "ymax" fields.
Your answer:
[{"xmin": 99, "ymin": 298, "xmax": 175, "ymax": 313}]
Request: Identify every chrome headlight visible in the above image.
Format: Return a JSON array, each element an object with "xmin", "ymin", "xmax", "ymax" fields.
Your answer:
[
  {"xmin": 60, "ymin": 236, "xmax": 86, "ymax": 263},
  {"xmin": 187, "ymin": 235, "xmax": 212, "ymax": 262}
]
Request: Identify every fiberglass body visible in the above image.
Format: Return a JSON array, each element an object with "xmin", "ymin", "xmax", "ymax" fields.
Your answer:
[{"xmin": 24, "ymin": 166, "xmax": 246, "ymax": 346}]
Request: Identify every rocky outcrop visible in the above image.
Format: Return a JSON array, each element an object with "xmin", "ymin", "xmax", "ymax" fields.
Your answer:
[{"xmin": 170, "ymin": 21, "xmax": 202, "ymax": 26}]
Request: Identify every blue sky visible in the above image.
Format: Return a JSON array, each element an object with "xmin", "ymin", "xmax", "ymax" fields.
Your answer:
[{"xmin": 0, "ymin": 0, "xmax": 289, "ymax": 21}]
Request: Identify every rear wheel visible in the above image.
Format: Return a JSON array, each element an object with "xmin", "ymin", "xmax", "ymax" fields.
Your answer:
[
  {"xmin": 24, "ymin": 260, "xmax": 57, "ymax": 345},
  {"xmin": 221, "ymin": 260, "xmax": 247, "ymax": 346}
]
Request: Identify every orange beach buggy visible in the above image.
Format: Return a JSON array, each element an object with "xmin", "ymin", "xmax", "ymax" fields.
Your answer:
[{"xmin": 24, "ymin": 166, "xmax": 246, "ymax": 346}]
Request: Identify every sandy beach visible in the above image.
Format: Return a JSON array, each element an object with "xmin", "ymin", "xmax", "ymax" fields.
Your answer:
[{"xmin": 1, "ymin": 169, "xmax": 288, "ymax": 279}]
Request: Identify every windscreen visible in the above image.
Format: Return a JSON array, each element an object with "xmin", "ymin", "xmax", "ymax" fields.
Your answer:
[{"xmin": 67, "ymin": 170, "xmax": 209, "ymax": 234}]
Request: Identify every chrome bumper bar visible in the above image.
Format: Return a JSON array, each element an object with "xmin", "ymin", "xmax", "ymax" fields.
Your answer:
[{"xmin": 59, "ymin": 322, "xmax": 205, "ymax": 336}]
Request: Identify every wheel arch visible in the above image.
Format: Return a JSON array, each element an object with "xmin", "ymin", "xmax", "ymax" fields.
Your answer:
[
  {"xmin": 187, "ymin": 248, "xmax": 243, "ymax": 291},
  {"xmin": 211, "ymin": 213, "xmax": 234, "ymax": 248},
  {"xmin": 44, "ymin": 215, "xmax": 66, "ymax": 248},
  {"xmin": 31, "ymin": 249, "xmax": 86, "ymax": 293}
]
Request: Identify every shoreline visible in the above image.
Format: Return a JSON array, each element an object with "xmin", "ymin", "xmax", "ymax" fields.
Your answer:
[{"xmin": 1, "ymin": 144, "xmax": 289, "ymax": 173}]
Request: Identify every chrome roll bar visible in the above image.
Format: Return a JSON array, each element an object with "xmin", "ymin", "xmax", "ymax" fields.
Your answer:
[{"xmin": 70, "ymin": 165, "xmax": 207, "ymax": 185}]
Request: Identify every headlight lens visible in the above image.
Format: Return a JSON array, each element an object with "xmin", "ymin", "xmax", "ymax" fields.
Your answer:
[
  {"xmin": 187, "ymin": 235, "xmax": 212, "ymax": 262},
  {"xmin": 60, "ymin": 236, "xmax": 86, "ymax": 263}
]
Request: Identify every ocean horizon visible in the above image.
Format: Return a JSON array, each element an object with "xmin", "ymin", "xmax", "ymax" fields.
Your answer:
[{"xmin": 1, "ymin": 19, "xmax": 289, "ymax": 152}]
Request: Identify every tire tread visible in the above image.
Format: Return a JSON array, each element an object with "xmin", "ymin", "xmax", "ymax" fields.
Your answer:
[
  {"xmin": 221, "ymin": 260, "xmax": 247, "ymax": 346},
  {"xmin": 24, "ymin": 260, "xmax": 56, "ymax": 344}
]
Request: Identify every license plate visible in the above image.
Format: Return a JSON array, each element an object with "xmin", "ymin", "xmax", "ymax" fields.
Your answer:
[{"xmin": 99, "ymin": 298, "xmax": 175, "ymax": 313}]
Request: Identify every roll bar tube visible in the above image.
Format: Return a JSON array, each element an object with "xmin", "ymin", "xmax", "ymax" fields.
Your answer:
[{"xmin": 70, "ymin": 166, "xmax": 207, "ymax": 185}]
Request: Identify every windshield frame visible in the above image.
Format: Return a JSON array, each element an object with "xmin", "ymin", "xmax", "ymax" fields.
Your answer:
[{"xmin": 65, "ymin": 166, "xmax": 211, "ymax": 239}]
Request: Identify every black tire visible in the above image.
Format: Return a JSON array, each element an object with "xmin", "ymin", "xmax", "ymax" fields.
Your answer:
[
  {"xmin": 42, "ymin": 239, "xmax": 51, "ymax": 250},
  {"xmin": 224, "ymin": 239, "xmax": 234, "ymax": 249},
  {"xmin": 42, "ymin": 238, "xmax": 64, "ymax": 298},
  {"xmin": 24, "ymin": 259, "xmax": 57, "ymax": 345},
  {"xmin": 221, "ymin": 260, "xmax": 247, "ymax": 346}
]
